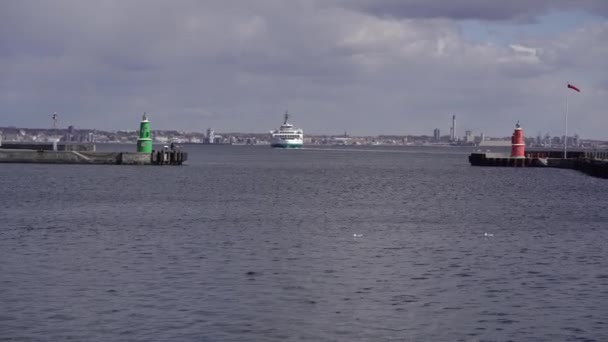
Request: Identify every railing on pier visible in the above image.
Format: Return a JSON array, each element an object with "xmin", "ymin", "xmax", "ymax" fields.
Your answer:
[{"xmin": 525, "ymin": 150, "xmax": 608, "ymax": 160}]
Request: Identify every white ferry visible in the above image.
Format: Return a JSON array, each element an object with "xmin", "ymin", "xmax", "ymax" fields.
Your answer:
[{"xmin": 270, "ymin": 111, "xmax": 303, "ymax": 148}]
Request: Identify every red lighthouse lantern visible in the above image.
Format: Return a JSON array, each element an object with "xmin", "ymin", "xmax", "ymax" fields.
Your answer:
[{"xmin": 511, "ymin": 121, "xmax": 525, "ymax": 158}]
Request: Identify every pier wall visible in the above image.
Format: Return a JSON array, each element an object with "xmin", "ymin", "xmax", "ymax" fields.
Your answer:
[
  {"xmin": 547, "ymin": 158, "xmax": 608, "ymax": 179},
  {"xmin": 525, "ymin": 150, "xmax": 608, "ymax": 160},
  {"xmin": 0, "ymin": 149, "xmax": 187, "ymax": 165},
  {"xmin": 120, "ymin": 153, "xmax": 151, "ymax": 165},
  {"xmin": 0, "ymin": 150, "xmax": 119, "ymax": 164},
  {"xmin": 151, "ymin": 150, "xmax": 188, "ymax": 165},
  {"xmin": 469, "ymin": 150, "xmax": 608, "ymax": 179}
]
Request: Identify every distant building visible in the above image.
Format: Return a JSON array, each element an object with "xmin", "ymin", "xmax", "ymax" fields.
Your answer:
[
  {"xmin": 433, "ymin": 128, "xmax": 440, "ymax": 141},
  {"xmin": 478, "ymin": 139, "xmax": 511, "ymax": 147},
  {"xmin": 155, "ymin": 136, "xmax": 169, "ymax": 144},
  {"xmin": 331, "ymin": 137, "xmax": 352, "ymax": 145},
  {"xmin": 464, "ymin": 130, "xmax": 473, "ymax": 143},
  {"xmin": 205, "ymin": 128, "xmax": 215, "ymax": 144},
  {"xmin": 64, "ymin": 125, "xmax": 75, "ymax": 142}
]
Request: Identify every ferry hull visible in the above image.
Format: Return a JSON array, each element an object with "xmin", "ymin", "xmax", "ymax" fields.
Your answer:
[{"xmin": 271, "ymin": 142, "xmax": 303, "ymax": 148}]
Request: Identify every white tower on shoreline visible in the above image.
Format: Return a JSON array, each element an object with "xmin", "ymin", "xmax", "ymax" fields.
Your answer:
[
  {"xmin": 206, "ymin": 128, "xmax": 215, "ymax": 144},
  {"xmin": 450, "ymin": 115, "xmax": 456, "ymax": 142}
]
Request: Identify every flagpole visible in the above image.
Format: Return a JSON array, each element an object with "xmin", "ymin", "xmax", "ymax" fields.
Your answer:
[{"xmin": 564, "ymin": 90, "xmax": 569, "ymax": 159}]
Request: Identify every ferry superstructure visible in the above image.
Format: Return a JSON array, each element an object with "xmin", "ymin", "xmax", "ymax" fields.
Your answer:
[{"xmin": 270, "ymin": 111, "xmax": 303, "ymax": 148}]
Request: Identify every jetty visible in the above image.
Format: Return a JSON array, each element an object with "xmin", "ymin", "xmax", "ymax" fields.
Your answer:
[
  {"xmin": 468, "ymin": 123, "xmax": 608, "ymax": 179},
  {"xmin": 0, "ymin": 115, "xmax": 187, "ymax": 166}
]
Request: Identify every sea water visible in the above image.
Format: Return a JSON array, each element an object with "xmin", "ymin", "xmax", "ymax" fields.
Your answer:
[{"xmin": 1, "ymin": 145, "xmax": 607, "ymax": 341}]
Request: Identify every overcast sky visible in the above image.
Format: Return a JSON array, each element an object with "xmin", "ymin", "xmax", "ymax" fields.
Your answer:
[{"xmin": 1, "ymin": 0, "xmax": 607, "ymax": 138}]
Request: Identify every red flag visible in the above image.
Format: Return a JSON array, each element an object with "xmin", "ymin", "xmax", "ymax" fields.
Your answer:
[{"xmin": 567, "ymin": 84, "xmax": 580, "ymax": 92}]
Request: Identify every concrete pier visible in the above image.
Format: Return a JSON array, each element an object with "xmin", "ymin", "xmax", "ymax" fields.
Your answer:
[
  {"xmin": 469, "ymin": 150, "xmax": 608, "ymax": 179},
  {"xmin": 0, "ymin": 148, "xmax": 187, "ymax": 165}
]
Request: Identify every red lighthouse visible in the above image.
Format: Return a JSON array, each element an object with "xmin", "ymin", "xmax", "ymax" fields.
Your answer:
[{"xmin": 511, "ymin": 121, "xmax": 525, "ymax": 158}]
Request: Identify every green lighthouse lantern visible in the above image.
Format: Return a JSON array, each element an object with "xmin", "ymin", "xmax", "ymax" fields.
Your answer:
[{"xmin": 137, "ymin": 113, "xmax": 152, "ymax": 153}]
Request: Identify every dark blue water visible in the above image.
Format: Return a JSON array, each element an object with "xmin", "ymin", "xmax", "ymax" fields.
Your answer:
[{"xmin": 1, "ymin": 145, "xmax": 607, "ymax": 341}]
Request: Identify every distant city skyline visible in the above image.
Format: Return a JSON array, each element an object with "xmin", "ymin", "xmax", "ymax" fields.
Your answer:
[
  {"xmin": 1, "ymin": 1, "xmax": 607, "ymax": 138},
  {"xmin": 4, "ymin": 124, "xmax": 606, "ymax": 148}
]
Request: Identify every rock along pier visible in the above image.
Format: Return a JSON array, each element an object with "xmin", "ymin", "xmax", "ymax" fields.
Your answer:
[
  {"xmin": 0, "ymin": 114, "xmax": 187, "ymax": 166},
  {"xmin": 469, "ymin": 122, "xmax": 608, "ymax": 179}
]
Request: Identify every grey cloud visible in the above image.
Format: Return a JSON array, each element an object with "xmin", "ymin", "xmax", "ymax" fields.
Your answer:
[
  {"xmin": 337, "ymin": 0, "xmax": 608, "ymax": 20},
  {"xmin": 0, "ymin": 1, "xmax": 607, "ymax": 138}
]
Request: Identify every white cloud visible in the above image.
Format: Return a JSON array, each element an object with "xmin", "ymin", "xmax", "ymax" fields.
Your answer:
[{"xmin": 508, "ymin": 44, "xmax": 540, "ymax": 63}]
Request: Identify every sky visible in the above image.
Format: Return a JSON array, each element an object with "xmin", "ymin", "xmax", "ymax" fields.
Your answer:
[{"xmin": 1, "ymin": 0, "xmax": 607, "ymax": 138}]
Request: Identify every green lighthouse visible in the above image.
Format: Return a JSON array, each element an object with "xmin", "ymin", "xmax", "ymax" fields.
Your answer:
[{"xmin": 137, "ymin": 113, "xmax": 152, "ymax": 153}]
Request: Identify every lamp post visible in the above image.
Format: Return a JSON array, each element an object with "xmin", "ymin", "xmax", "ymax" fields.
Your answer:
[
  {"xmin": 564, "ymin": 83, "xmax": 580, "ymax": 159},
  {"xmin": 52, "ymin": 112, "xmax": 58, "ymax": 129},
  {"xmin": 564, "ymin": 92, "xmax": 569, "ymax": 159}
]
